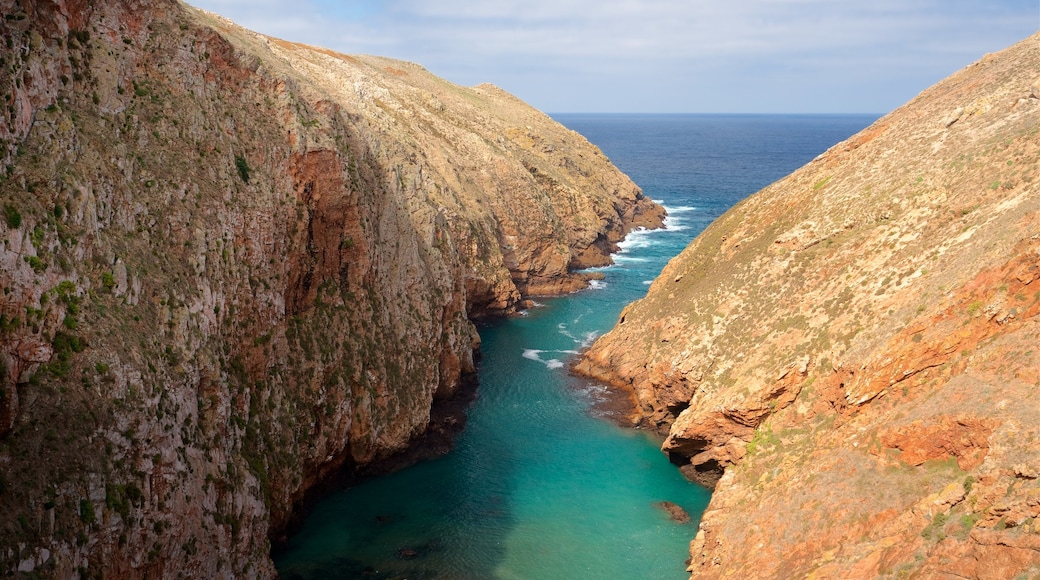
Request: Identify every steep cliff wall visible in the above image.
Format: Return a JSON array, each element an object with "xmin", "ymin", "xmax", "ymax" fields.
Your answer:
[
  {"xmin": 579, "ymin": 35, "xmax": 1040, "ymax": 578},
  {"xmin": 0, "ymin": 0, "xmax": 663, "ymax": 576}
]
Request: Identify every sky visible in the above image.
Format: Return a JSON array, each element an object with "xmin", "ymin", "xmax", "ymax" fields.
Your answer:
[{"xmin": 186, "ymin": 1, "xmax": 1038, "ymax": 114}]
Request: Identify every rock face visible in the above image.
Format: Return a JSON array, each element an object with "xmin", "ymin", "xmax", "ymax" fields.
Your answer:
[
  {"xmin": 0, "ymin": 0, "xmax": 662, "ymax": 576},
  {"xmin": 578, "ymin": 34, "xmax": 1040, "ymax": 578}
]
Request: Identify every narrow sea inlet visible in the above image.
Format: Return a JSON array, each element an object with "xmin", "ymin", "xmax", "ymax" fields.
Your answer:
[{"xmin": 274, "ymin": 114, "xmax": 876, "ymax": 579}]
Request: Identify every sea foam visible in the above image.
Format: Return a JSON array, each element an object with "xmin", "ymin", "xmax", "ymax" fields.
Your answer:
[{"xmin": 522, "ymin": 348, "xmax": 577, "ymax": 370}]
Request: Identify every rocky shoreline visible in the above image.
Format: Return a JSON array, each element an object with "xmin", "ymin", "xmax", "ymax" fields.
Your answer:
[
  {"xmin": 579, "ymin": 32, "xmax": 1040, "ymax": 578},
  {"xmin": 0, "ymin": 1, "xmax": 662, "ymax": 576},
  {"xmin": 270, "ymin": 368, "xmax": 480, "ymax": 552}
]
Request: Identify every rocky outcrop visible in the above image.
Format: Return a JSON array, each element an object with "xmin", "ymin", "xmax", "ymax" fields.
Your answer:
[
  {"xmin": 0, "ymin": 0, "xmax": 662, "ymax": 576},
  {"xmin": 578, "ymin": 34, "xmax": 1040, "ymax": 578}
]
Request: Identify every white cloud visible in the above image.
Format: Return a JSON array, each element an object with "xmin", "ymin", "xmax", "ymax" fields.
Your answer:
[{"xmin": 185, "ymin": 0, "xmax": 1037, "ymax": 112}]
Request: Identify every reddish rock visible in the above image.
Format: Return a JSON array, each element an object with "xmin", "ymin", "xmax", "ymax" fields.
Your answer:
[
  {"xmin": 0, "ymin": 0, "xmax": 661, "ymax": 576},
  {"xmin": 579, "ymin": 31, "xmax": 1040, "ymax": 579}
]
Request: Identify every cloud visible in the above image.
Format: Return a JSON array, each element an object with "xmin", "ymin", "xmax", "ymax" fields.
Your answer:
[{"xmin": 185, "ymin": 0, "xmax": 1037, "ymax": 112}]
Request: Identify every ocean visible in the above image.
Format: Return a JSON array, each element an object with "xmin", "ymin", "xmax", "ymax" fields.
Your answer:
[{"xmin": 274, "ymin": 113, "xmax": 877, "ymax": 579}]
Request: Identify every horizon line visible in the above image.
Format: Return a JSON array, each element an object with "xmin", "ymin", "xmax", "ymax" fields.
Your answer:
[{"xmin": 547, "ymin": 111, "xmax": 883, "ymax": 116}]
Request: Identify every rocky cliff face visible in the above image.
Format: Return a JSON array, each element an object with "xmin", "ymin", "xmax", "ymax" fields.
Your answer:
[
  {"xmin": 578, "ymin": 34, "xmax": 1040, "ymax": 578},
  {"xmin": 0, "ymin": 0, "xmax": 662, "ymax": 576}
]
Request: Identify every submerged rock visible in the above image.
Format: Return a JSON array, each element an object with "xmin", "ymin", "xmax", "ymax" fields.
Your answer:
[
  {"xmin": 655, "ymin": 501, "xmax": 692, "ymax": 524},
  {"xmin": 395, "ymin": 548, "xmax": 420, "ymax": 560}
]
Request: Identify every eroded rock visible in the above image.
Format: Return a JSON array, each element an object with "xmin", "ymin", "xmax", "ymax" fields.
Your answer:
[
  {"xmin": 0, "ymin": 0, "xmax": 661, "ymax": 576},
  {"xmin": 579, "ymin": 31, "xmax": 1040, "ymax": 579}
]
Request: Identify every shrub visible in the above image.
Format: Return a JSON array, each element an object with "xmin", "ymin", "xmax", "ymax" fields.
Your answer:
[
  {"xmin": 79, "ymin": 499, "xmax": 95, "ymax": 524},
  {"xmin": 23, "ymin": 255, "xmax": 45, "ymax": 272},
  {"xmin": 235, "ymin": 155, "xmax": 250, "ymax": 183},
  {"xmin": 3, "ymin": 204, "xmax": 20, "ymax": 228}
]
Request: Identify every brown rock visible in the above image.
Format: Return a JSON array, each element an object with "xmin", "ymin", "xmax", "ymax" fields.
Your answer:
[
  {"xmin": 578, "ymin": 31, "xmax": 1040, "ymax": 579},
  {"xmin": 0, "ymin": 0, "xmax": 661, "ymax": 577},
  {"xmin": 655, "ymin": 501, "xmax": 692, "ymax": 524},
  {"xmin": 878, "ymin": 416, "xmax": 998, "ymax": 471}
]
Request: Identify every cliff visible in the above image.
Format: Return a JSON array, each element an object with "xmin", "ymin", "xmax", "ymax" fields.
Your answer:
[
  {"xmin": 578, "ymin": 34, "xmax": 1040, "ymax": 578},
  {"xmin": 0, "ymin": 0, "xmax": 663, "ymax": 576}
]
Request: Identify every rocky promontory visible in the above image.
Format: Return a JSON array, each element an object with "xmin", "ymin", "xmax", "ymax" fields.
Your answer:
[
  {"xmin": 0, "ymin": 0, "xmax": 662, "ymax": 575},
  {"xmin": 578, "ymin": 34, "xmax": 1040, "ymax": 578}
]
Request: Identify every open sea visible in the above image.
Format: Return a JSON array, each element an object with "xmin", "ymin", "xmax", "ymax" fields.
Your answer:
[{"xmin": 274, "ymin": 113, "xmax": 877, "ymax": 579}]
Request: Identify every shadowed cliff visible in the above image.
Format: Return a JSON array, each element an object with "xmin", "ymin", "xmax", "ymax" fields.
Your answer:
[
  {"xmin": 0, "ymin": 0, "xmax": 662, "ymax": 575},
  {"xmin": 578, "ymin": 33, "xmax": 1040, "ymax": 578}
]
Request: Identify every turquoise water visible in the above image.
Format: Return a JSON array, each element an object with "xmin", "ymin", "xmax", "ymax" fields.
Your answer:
[{"xmin": 275, "ymin": 114, "xmax": 876, "ymax": 579}]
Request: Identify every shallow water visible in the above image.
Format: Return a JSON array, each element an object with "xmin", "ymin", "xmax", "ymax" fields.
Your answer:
[{"xmin": 274, "ymin": 114, "xmax": 876, "ymax": 579}]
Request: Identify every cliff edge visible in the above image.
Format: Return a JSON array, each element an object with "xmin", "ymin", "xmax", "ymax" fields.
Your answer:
[
  {"xmin": 578, "ymin": 34, "xmax": 1040, "ymax": 578},
  {"xmin": 0, "ymin": 0, "xmax": 662, "ymax": 576}
]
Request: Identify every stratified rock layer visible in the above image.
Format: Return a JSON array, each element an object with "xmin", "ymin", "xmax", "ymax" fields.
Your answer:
[
  {"xmin": 578, "ymin": 34, "xmax": 1040, "ymax": 578},
  {"xmin": 0, "ymin": 0, "xmax": 662, "ymax": 576}
]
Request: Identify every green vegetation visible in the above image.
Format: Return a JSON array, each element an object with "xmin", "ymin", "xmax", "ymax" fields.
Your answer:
[
  {"xmin": 235, "ymin": 155, "xmax": 250, "ymax": 183},
  {"xmin": 30, "ymin": 225, "xmax": 44, "ymax": 249},
  {"xmin": 921, "ymin": 511, "xmax": 949, "ymax": 541},
  {"xmin": 956, "ymin": 513, "xmax": 978, "ymax": 538},
  {"xmin": 812, "ymin": 176, "xmax": 832, "ymax": 191},
  {"xmin": 23, "ymin": 255, "xmax": 45, "ymax": 272},
  {"xmin": 3, "ymin": 204, "xmax": 20, "ymax": 228},
  {"xmin": 0, "ymin": 314, "xmax": 19, "ymax": 333},
  {"xmin": 745, "ymin": 425, "xmax": 781, "ymax": 457},
  {"xmin": 49, "ymin": 331, "xmax": 87, "ymax": 377},
  {"xmin": 105, "ymin": 483, "xmax": 143, "ymax": 519},
  {"xmin": 79, "ymin": 499, "xmax": 95, "ymax": 524}
]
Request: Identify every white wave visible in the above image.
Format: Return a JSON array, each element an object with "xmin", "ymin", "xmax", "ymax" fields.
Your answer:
[
  {"xmin": 662, "ymin": 205, "xmax": 696, "ymax": 213},
  {"xmin": 522, "ymin": 349, "xmax": 544, "ymax": 362},
  {"xmin": 574, "ymin": 383, "xmax": 609, "ymax": 405},
  {"xmin": 588, "ymin": 279, "xmax": 608, "ymax": 290},
  {"xmin": 523, "ymin": 348, "xmax": 577, "ymax": 370},
  {"xmin": 617, "ymin": 218, "xmax": 680, "ymax": 253},
  {"xmin": 612, "ymin": 255, "xmax": 649, "ymax": 263},
  {"xmin": 617, "ymin": 228, "xmax": 655, "ymax": 251},
  {"xmin": 643, "ymin": 280, "xmax": 653, "ymax": 285},
  {"xmin": 580, "ymin": 331, "xmax": 600, "ymax": 348},
  {"xmin": 662, "ymin": 214, "xmax": 690, "ymax": 232},
  {"xmin": 558, "ymin": 324, "xmax": 578, "ymax": 342}
]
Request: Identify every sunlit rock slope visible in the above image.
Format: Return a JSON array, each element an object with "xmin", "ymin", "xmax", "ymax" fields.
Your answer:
[{"xmin": 578, "ymin": 33, "xmax": 1040, "ymax": 579}]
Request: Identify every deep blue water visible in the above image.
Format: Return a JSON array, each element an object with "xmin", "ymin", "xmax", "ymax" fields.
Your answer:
[{"xmin": 274, "ymin": 114, "xmax": 876, "ymax": 579}]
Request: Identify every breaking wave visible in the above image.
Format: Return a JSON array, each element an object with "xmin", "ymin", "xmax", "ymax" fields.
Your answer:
[{"xmin": 522, "ymin": 348, "xmax": 579, "ymax": 370}]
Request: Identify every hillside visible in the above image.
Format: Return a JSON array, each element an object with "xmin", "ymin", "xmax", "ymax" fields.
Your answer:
[
  {"xmin": 578, "ymin": 34, "xmax": 1040, "ymax": 578},
  {"xmin": 0, "ymin": 0, "xmax": 662, "ymax": 575}
]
